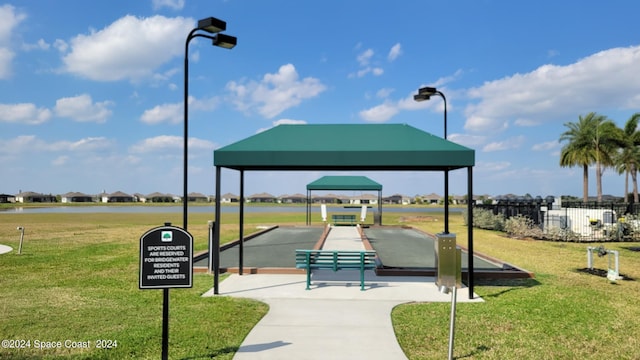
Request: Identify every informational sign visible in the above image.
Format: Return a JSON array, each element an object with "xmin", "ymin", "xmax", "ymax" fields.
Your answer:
[{"xmin": 139, "ymin": 224, "xmax": 193, "ymax": 289}]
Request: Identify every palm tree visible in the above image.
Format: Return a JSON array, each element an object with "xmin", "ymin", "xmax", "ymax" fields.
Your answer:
[
  {"xmin": 559, "ymin": 112, "xmax": 619, "ymax": 202},
  {"xmin": 615, "ymin": 113, "xmax": 640, "ymax": 202},
  {"xmin": 560, "ymin": 114, "xmax": 597, "ymax": 202},
  {"xmin": 593, "ymin": 118, "xmax": 623, "ymax": 202}
]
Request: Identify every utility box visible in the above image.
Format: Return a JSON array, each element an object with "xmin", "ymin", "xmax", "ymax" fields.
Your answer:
[{"xmin": 434, "ymin": 233, "xmax": 461, "ymax": 288}]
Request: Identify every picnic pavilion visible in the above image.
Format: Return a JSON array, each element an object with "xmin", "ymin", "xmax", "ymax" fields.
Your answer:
[{"xmin": 212, "ymin": 123, "xmax": 476, "ymax": 296}]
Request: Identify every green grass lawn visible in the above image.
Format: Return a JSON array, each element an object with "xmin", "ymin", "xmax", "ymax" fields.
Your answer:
[
  {"xmin": 395, "ymin": 213, "xmax": 640, "ymax": 359},
  {"xmin": 1, "ymin": 209, "xmax": 640, "ymax": 359}
]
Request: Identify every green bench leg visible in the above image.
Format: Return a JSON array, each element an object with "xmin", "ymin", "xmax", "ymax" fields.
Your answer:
[
  {"xmin": 360, "ymin": 253, "xmax": 365, "ymax": 290},
  {"xmin": 305, "ymin": 253, "xmax": 311, "ymax": 290}
]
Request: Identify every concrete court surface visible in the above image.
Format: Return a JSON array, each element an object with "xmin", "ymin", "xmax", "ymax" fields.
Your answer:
[{"xmin": 203, "ymin": 226, "xmax": 484, "ymax": 360}]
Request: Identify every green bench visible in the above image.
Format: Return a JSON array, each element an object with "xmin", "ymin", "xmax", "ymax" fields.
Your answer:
[
  {"xmin": 331, "ymin": 214, "xmax": 357, "ymax": 225},
  {"xmin": 295, "ymin": 249, "xmax": 377, "ymax": 290}
]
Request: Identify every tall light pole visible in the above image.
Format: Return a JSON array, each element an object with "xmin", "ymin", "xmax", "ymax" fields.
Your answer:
[
  {"xmin": 414, "ymin": 86, "xmax": 449, "ymax": 233},
  {"xmin": 183, "ymin": 17, "xmax": 237, "ymax": 231},
  {"xmin": 415, "ymin": 86, "xmax": 457, "ymax": 360}
]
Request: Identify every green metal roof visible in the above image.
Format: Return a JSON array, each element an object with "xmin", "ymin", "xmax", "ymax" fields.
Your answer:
[
  {"xmin": 307, "ymin": 176, "xmax": 382, "ymax": 191},
  {"xmin": 214, "ymin": 123, "xmax": 475, "ymax": 170}
]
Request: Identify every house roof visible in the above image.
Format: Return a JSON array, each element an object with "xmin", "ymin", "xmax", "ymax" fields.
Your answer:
[
  {"xmin": 307, "ymin": 176, "xmax": 382, "ymax": 191},
  {"xmin": 213, "ymin": 124, "xmax": 474, "ymax": 171}
]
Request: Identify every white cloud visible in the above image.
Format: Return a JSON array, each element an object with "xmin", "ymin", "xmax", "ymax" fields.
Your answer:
[
  {"xmin": 514, "ymin": 118, "xmax": 540, "ymax": 127},
  {"xmin": 130, "ymin": 135, "xmax": 181, "ymax": 153},
  {"xmin": 359, "ymin": 102, "xmax": 399, "ymax": 123},
  {"xmin": 140, "ymin": 96, "xmax": 219, "ymax": 125},
  {"xmin": 388, "ymin": 43, "xmax": 402, "ymax": 62},
  {"xmin": 226, "ymin": 64, "xmax": 326, "ymax": 119},
  {"xmin": 359, "ymin": 89, "xmax": 440, "ymax": 123},
  {"xmin": 0, "ymin": 135, "xmax": 41, "ymax": 154},
  {"xmin": 0, "ymin": 135, "xmax": 112, "ymax": 154},
  {"xmin": 53, "ymin": 39, "xmax": 68, "ymax": 52},
  {"xmin": 482, "ymin": 135, "xmax": 525, "ymax": 152},
  {"xmin": 432, "ymin": 69, "xmax": 464, "ymax": 88},
  {"xmin": 353, "ymin": 67, "xmax": 384, "ymax": 78},
  {"xmin": 54, "ymin": 94, "xmax": 113, "ymax": 123},
  {"xmin": 49, "ymin": 137, "xmax": 113, "ymax": 152},
  {"xmin": 465, "ymin": 45, "xmax": 640, "ymax": 132},
  {"xmin": 0, "ymin": 47, "xmax": 15, "ymax": 78},
  {"xmin": 129, "ymin": 135, "xmax": 214, "ymax": 153},
  {"xmin": 52, "ymin": 156, "xmax": 69, "ymax": 166},
  {"xmin": 476, "ymin": 161, "xmax": 511, "ymax": 172},
  {"xmin": 257, "ymin": 118, "xmax": 307, "ymax": 133},
  {"xmin": 359, "ymin": 71, "xmax": 464, "ymax": 123},
  {"xmin": 376, "ymin": 88, "xmax": 394, "ymax": 99},
  {"xmin": 349, "ymin": 47, "xmax": 387, "ymax": 78},
  {"xmin": 141, "ymin": 102, "xmax": 182, "ymax": 124},
  {"xmin": 532, "ymin": 140, "xmax": 559, "ymax": 151},
  {"xmin": 152, "ymin": 0, "xmax": 185, "ymax": 10},
  {"xmin": 447, "ymin": 133, "xmax": 486, "ymax": 147},
  {"xmin": 273, "ymin": 119, "xmax": 307, "ymax": 126},
  {"xmin": 0, "ymin": 103, "xmax": 52, "ymax": 124},
  {"xmin": 22, "ymin": 39, "xmax": 50, "ymax": 51},
  {"xmin": 357, "ymin": 48, "xmax": 374, "ymax": 66},
  {"xmin": 61, "ymin": 15, "xmax": 193, "ymax": 81},
  {"xmin": 0, "ymin": 4, "xmax": 26, "ymax": 79}
]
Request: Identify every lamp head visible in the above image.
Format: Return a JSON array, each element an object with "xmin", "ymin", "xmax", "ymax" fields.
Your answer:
[
  {"xmin": 213, "ymin": 33, "xmax": 237, "ymax": 49},
  {"xmin": 418, "ymin": 86, "xmax": 438, "ymax": 96},
  {"xmin": 439, "ymin": 285, "xmax": 450, "ymax": 294},
  {"xmin": 197, "ymin": 17, "xmax": 226, "ymax": 33},
  {"xmin": 413, "ymin": 94, "xmax": 431, "ymax": 102}
]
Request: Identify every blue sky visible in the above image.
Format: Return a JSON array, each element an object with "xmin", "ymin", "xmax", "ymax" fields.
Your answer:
[{"xmin": 2, "ymin": 0, "xmax": 640, "ymax": 199}]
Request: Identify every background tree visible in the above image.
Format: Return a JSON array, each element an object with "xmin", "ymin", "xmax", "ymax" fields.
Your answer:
[
  {"xmin": 615, "ymin": 112, "xmax": 640, "ymax": 202},
  {"xmin": 559, "ymin": 112, "xmax": 620, "ymax": 202},
  {"xmin": 560, "ymin": 113, "xmax": 599, "ymax": 202},
  {"xmin": 593, "ymin": 117, "xmax": 622, "ymax": 202}
]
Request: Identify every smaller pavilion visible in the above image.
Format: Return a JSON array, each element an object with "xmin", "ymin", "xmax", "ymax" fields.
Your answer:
[{"xmin": 306, "ymin": 175, "xmax": 383, "ymax": 225}]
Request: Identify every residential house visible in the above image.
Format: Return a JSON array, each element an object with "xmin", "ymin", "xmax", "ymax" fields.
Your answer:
[
  {"xmin": 101, "ymin": 191, "xmax": 134, "ymax": 203},
  {"xmin": 61, "ymin": 192, "xmax": 94, "ymax": 203},
  {"xmin": 0, "ymin": 194, "xmax": 16, "ymax": 203},
  {"xmin": 421, "ymin": 193, "xmax": 442, "ymax": 205},
  {"xmin": 15, "ymin": 191, "xmax": 56, "ymax": 203},
  {"xmin": 311, "ymin": 193, "xmax": 344, "ymax": 204},
  {"xmin": 280, "ymin": 193, "xmax": 306, "ymax": 204},
  {"xmin": 350, "ymin": 193, "xmax": 378, "ymax": 205},
  {"xmin": 146, "ymin": 192, "xmax": 175, "ymax": 203},
  {"xmin": 453, "ymin": 195, "xmax": 467, "ymax": 205},
  {"xmin": 247, "ymin": 192, "xmax": 276, "ymax": 203},
  {"xmin": 187, "ymin": 192, "xmax": 209, "ymax": 202},
  {"xmin": 383, "ymin": 194, "xmax": 411, "ymax": 205},
  {"xmin": 221, "ymin": 193, "xmax": 239, "ymax": 203}
]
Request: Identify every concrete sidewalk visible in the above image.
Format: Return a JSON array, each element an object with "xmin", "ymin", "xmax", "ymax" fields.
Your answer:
[{"xmin": 203, "ymin": 226, "xmax": 483, "ymax": 360}]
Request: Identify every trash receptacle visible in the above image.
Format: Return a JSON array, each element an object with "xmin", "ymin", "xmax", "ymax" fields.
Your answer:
[{"xmin": 434, "ymin": 233, "xmax": 461, "ymax": 288}]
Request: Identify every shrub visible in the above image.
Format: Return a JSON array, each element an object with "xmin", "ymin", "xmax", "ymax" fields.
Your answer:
[
  {"xmin": 464, "ymin": 208, "xmax": 505, "ymax": 231},
  {"xmin": 504, "ymin": 214, "xmax": 544, "ymax": 239},
  {"xmin": 543, "ymin": 226, "xmax": 579, "ymax": 241}
]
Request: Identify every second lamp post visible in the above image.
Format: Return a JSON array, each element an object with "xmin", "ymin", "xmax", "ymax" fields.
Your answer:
[
  {"xmin": 414, "ymin": 86, "xmax": 449, "ymax": 233},
  {"xmin": 183, "ymin": 17, "xmax": 237, "ymax": 231}
]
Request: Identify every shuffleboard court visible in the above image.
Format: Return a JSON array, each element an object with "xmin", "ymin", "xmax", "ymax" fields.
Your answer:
[{"xmin": 195, "ymin": 225, "xmax": 532, "ymax": 279}]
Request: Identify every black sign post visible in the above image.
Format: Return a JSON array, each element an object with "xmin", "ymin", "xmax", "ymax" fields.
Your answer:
[{"xmin": 139, "ymin": 223, "xmax": 193, "ymax": 360}]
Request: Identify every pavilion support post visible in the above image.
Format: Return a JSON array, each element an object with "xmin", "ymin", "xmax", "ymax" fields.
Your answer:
[
  {"xmin": 306, "ymin": 189, "xmax": 311, "ymax": 225},
  {"xmin": 239, "ymin": 170, "xmax": 244, "ymax": 275},
  {"xmin": 378, "ymin": 190, "xmax": 383, "ymax": 225},
  {"xmin": 214, "ymin": 166, "xmax": 222, "ymax": 295},
  {"xmin": 467, "ymin": 166, "xmax": 474, "ymax": 299}
]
